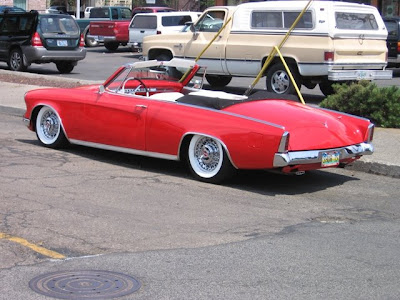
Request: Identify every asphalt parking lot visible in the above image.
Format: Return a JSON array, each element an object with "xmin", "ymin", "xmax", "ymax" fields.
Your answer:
[{"xmin": 1, "ymin": 47, "xmax": 400, "ymax": 299}]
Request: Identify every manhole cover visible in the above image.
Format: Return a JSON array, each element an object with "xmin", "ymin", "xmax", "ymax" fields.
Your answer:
[{"xmin": 29, "ymin": 270, "xmax": 141, "ymax": 299}]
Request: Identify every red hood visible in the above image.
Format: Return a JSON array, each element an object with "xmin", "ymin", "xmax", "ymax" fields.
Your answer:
[{"xmin": 223, "ymin": 100, "xmax": 370, "ymax": 151}]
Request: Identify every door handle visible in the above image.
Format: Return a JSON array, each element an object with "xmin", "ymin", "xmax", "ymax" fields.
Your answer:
[{"xmin": 136, "ymin": 104, "xmax": 147, "ymax": 108}]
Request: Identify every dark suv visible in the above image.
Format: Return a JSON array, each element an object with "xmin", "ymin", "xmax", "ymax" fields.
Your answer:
[
  {"xmin": 383, "ymin": 17, "xmax": 400, "ymax": 68},
  {"xmin": 0, "ymin": 10, "xmax": 86, "ymax": 73}
]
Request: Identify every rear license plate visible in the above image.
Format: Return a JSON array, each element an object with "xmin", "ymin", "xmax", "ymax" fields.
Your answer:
[
  {"xmin": 57, "ymin": 40, "xmax": 68, "ymax": 47},
  {"xmin": 321, "ymin": 151, "xmax": 340, "ymax": 167}
]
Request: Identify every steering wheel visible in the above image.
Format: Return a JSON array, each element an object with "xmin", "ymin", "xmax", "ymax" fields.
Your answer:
[{"xmin": 121, "ymin": 77, "xmax": 149, "ymax": 97}]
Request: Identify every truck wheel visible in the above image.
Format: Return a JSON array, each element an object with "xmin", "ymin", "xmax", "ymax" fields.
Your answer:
[
  {"xmin": 105, "ymin": 42, "xmax": 119, "ymax": 52},
  {"xmin": 266, "ymin": 63, "xmax": 300, "ymax": 95},
  {"xmin": 205, "ymin": 75, "xmax": 232, "ymax": 87},
  {"xmin": 319, "ymin": 80, "xmax": 336, "ymax": 96},
  {"xmin": 56, "ymin": 62, "xmax": 74, "ymax": 74},
  {"xmin": 155, "ymin": 53, "xmax": 172, "ymax": 61},
  {"xmin": 84, "ymin": 28, "xmax": 98, "ymax": 47}
]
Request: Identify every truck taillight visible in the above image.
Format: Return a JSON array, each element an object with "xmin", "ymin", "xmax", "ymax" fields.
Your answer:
[
  {"xmin": 79, "ymin": 34, "xmax": 85, "ymax": 47},
  {"xmin": 31, "ymin": 32, "xmax": 43, "ymax": 47},
  {"xmin": 324, "ymin": 51, "xmax": 334, "ymax": 62},
  {"xmin": 397, "ymin": 42, "xmax": 400, "ymax": 53}
]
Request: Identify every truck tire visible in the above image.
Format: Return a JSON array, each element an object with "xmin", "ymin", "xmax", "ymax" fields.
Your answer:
[
  {"xmin": 155, "ymin": 53, "xmax": 172, "ymax": 61},
  {"xmin": 105, "ymin": 42, "xmax": 119, "ymax": 52},
  {"xmin": 319, "ymin": 80, "xmax": 335, "ymax": 96},
  {"xmin": 266, "ymin": 63, "xmax": 301, "ymax": 95},
  {"xmin": 84, "ymin": 27, "xmax": 98, "ymax": 47},
  {"xmin": 205, "ymin": 75, "xmax": 232, "ymax": 87}
]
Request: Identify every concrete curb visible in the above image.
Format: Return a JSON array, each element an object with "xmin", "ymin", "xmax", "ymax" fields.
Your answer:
[
  {"xmin": 346, "ymin": 161, "xmax": 400, "ymax": 179},
  {"xmin": 0, "ymin": 69, "xmax": 102, "ymax": 85}
]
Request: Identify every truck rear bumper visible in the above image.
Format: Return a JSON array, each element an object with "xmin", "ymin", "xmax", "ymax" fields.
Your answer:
[
  {"xmin": 87, "ymin": 35, "xmax": 116, "ymax": 43},
  {"xmin": 328, "ymin": 69, "xmax": 393, "ymax": 81}
]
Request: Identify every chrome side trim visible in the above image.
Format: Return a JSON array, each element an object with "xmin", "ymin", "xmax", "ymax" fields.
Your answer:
[
  {"xmin": 273, "ymin": 142, "xmax": 374, "ymax": 167},
  {"xmin": 69, "ymin": 139, "xmax": 179, "ymax": 161}
]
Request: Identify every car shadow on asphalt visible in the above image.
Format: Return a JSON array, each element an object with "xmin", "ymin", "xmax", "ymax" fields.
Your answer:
[{"xmin": 19, "ymin": 139, "xmax": 358, "ymax": 196}]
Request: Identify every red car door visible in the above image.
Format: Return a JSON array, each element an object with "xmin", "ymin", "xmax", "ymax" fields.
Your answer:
[{"xmin": 78, "ymin": 92, "xmax": 148, "ymax": 151}]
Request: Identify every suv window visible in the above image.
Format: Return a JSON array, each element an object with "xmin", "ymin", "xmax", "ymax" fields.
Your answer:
[
  {"xmin": 161, "ymin": 15, "xmax": 192, "ymax": 27},
  {"xmin": 0, "ymin": 14, "xmax": 36, "ymax": 34},
  {"xmin": 195, "ymin": 11, "xmax": 225, "ymax": 32},
  {"xmin": 39, "ymin": 15, "xmax": 79, "ymax": 35},
  {"xmin": 251, "ymin": 11, "xmax": 313, "ymax": 29},
  {"xmin": 131, "ymin": 15, "xmax": 157, "ymax": 29},
  {"xmin": 335, "ymin": 12, "xmax": 378, "ymax": 30}
]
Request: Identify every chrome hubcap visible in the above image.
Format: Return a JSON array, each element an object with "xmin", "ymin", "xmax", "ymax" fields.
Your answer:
[
  {"xmin": 194, "ymin": 137, "xmax": 221, "ymax": 172},
  {"xmin": 271, "ymin": 71, "xmax": 289, "ymax": 93},
  {"xmin": 40, "ymin": 111, "xmax": 59, "ymax": 140}
]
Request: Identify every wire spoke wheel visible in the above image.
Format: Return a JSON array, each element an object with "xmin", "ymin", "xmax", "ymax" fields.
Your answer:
[
  {"xmin": 187, "ymin": 135, "xmax": 235, "ymax": 183},
  {"xmin": 35, "ymin": 106, "xmax": 68, "ymax": 148}
]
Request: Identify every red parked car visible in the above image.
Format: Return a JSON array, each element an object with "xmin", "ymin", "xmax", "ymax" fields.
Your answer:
[{"xmin": 23, "ymin": 59, "xmax": 374, "ymax": 183}]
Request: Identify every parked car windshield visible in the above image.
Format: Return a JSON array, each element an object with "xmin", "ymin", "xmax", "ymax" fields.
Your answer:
[
  {"xmin": 105, "ymin": 60, "xmax": 205, "ymax": 93},
  {"xmin": 39, "ymin": 15, "xmax": 79, "ymax": 35}
]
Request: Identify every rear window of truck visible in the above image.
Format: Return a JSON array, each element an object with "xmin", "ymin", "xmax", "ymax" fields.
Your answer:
[{"xmin": 335, "ymin": 12, "xmax": 378, "ymax": 30}]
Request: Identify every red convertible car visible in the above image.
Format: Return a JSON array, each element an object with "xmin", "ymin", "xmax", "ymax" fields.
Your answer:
[{"xmin": 23, "ymin": 59, "xmax": 374, "ymax": 183}]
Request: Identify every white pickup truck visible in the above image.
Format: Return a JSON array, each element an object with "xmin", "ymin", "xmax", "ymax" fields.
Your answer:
[{"xmin": 142, "ymin": 1, "xmax": 392, "ymax": 96}]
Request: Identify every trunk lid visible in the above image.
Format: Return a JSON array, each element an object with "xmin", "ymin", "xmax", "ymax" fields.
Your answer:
[{"xmin": 223, "ymin": 100, "xmax": 369, "ymax": 151}]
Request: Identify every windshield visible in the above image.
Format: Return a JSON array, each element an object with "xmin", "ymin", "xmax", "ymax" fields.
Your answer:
[
  {"xmin": 104, "ymin": 60, "xmax": 205, "ymax": 94},
  {"xmin": 39, "ymin": 15, "xmax": 79, "ymax": 35}
]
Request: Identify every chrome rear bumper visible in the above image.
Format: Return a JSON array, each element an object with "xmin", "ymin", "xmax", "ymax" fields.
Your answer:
[{"xmin": 273, "ymin": 142, "xmax": 374, "ymax": 167}]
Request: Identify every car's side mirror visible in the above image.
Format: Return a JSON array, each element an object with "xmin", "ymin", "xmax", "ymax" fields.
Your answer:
[{"xmin": 98, "ymin": 85, "xmax": 105, "ymax": 94}]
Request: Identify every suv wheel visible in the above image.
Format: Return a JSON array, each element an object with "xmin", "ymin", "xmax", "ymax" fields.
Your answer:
[
  {"xmin": 8, "ymin": 49, "xmax": 27, "ymax": 72},
  {"xmin": 56, "ymin": 62, "xmax": 74, "ymax": 74}
]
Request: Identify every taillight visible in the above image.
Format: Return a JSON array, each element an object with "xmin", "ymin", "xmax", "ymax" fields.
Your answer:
[
  {"xmin": 324, "ymin": 51, "xmax": 334, "ymax": 62},
  {"xmin": 366, "ymin": 124, "xmax": 374, "ymax": 143},
  {"xmin": 31, "ymin": 32, "xmax": 43, "ymax": 47},
  {"xmin": 278, "ymin": 132, "xmax": 290, "ymax": 152},
  {"xmin": 157, "ymin": 30, "xmax": 161, "ymax": 34},
  {"xmin": 397, "ymin": 41, "xmax": 400, "ymax": 53},
  {"xmin": 79, "ymin": 34, "xmax": 85, "ymax": 47}
]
